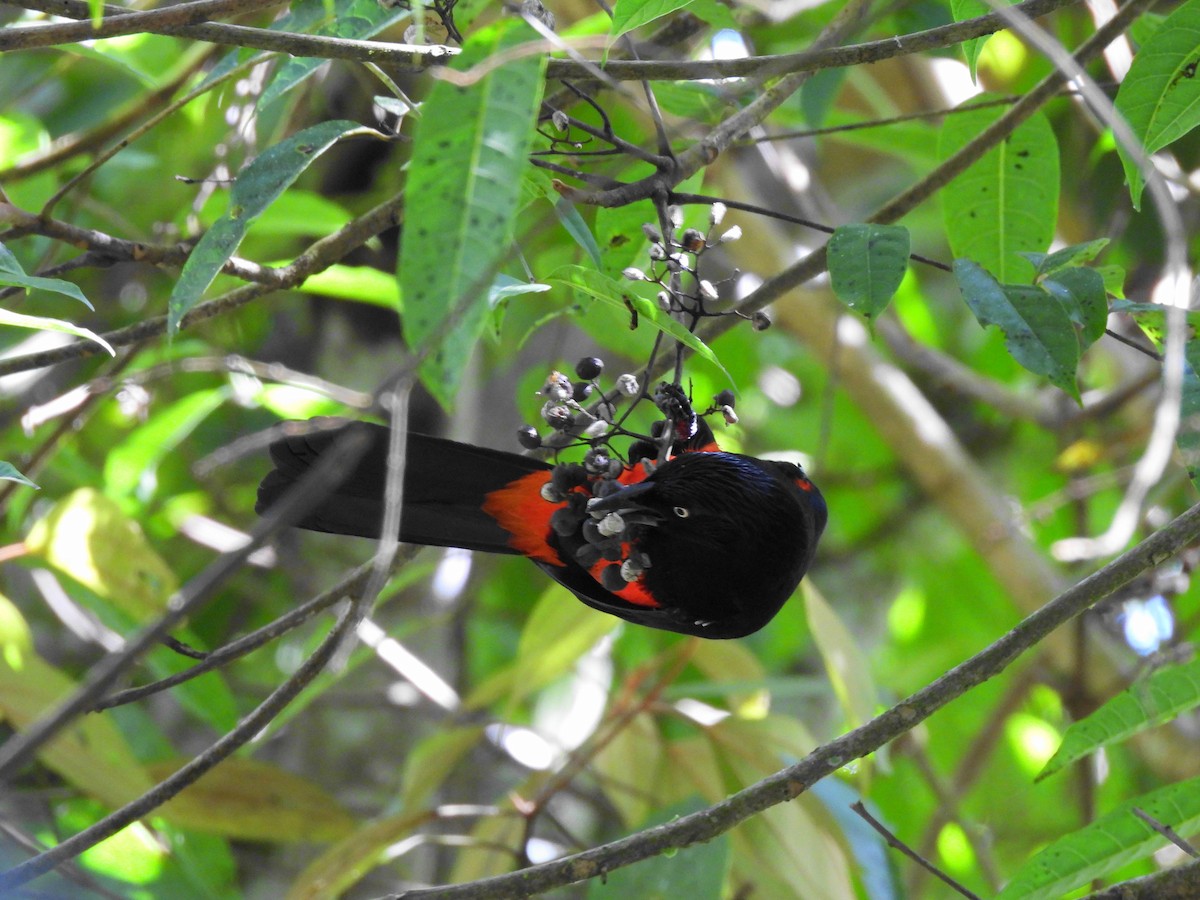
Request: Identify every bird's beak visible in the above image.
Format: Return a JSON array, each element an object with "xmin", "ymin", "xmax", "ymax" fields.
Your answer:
[{"xmin": 586, "ymin": 480, "xmax": 660, "ymax": 520}]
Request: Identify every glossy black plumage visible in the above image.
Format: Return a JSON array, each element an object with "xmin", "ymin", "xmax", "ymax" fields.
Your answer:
[{"xmin": 257, "ymin": 419, "xmax": 826, "ymax": 639}]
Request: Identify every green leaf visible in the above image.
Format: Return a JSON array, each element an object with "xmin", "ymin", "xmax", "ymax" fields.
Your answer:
[
  {"xmin": 169, "ymin": 120, "xmax": 363, "ymax": 334},
  {"xmin": 805, "ymin": 582, "xmax": 877, "ymax": 733},
  {"xmin": 259, "ymin": 0, "xmax": 408, "ymax": 110},
  {"xmin": 0, "ymin": 461, "xmax": 38, "ymax": 489},
  {"xmin": 1038, "ymin": 656, "xmax": 1200, "ymax": 782},
  {"xmin": 293, "ymin": 264, "xmax": 402, "ymax": 309},
  {"xmin": 954, "ymin": 259, "xmax": 1081, "ymax": 400},
  {"xmin": 1097, "ymin": 264, "xmax": 1127, "ymax": 298},
  {"xmin": 550, "ymin": 264, "xmax": 733, "ymax": 384},
  {"xmin": 554, "ymin": 198, "xmax": 604, "ymax": 267},
  {"xmin": 997, "ymin": 776, "xmax": 1200, "ymax": 899},
  {"xmin": 0, "ymin": 306, "xmax": 115, "ymax": 356},
  {"xmin": 593, "ymin": 713, "xmax": 664, "ymax": 826},
  {"xmin": 1110, "ymin": 299, "xmax": 1200, "ymax": 350},
  {"xmin": 1178, "ymin": 338, "xmax": 1200, "ymax": 486},
  {"xmin": 1042, "ymin": 266, "xmax": 1108, "ymax": 352},
  {"xmin": 950, "ymin": 0, "xmax": 994, "ymax": 80},
  {"xmin": 103, "ymin": 387, "xmax": 229, "ymax": 500},
  {"xmin": 399, "ymin": 21, "xmax": 546, "ymax": 409},
  {"xmin": 1023, "ymin": 238, "xmax": 1110, "ymax": 277},
  {"xmin": 0, "ymin": 241, "xmax": 92, "ymax": 308},
  {"xmin": 827, "ymin": 223, "xmax": 910, "ymax": 320},
  {"xmin": 465, "ymin": 582, "xmax": 617, "ymax": 710},
  {"xmin": 401, "ymin": 725, "xmax": 486, "ymax": 810},
  {"xmin": 288, "ymin": 810, "xmax": 432, "ymax": 900},
  {"xmin": 610, "ymin": 0, "xmax": 722, "ymax": 40},
  {"xmin": 24, "ymin": 489, "xmax": 179, "ymax": 621},
  {"xmin": 939, "ymin": 94, "xmax": 1059, "ymax": 282},
  {"xmin": 1114, "ymin": 0, "xmax": 1200, "ymax": 209}
]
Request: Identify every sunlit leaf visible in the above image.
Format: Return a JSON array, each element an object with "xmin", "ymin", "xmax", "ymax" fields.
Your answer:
[
  {"xmin": 1022, "ymin": 238, "xmax": 1110, "ymax": 277},
  {"xmin": 997, "ymin": 776, "xmax": 1200, "ymax": 899},
  {"xmin": 1038, "ymin": 656, "xmax": 1200, "ymax": 782},
  {"xmin": 593, "ymin": 713, "xmax": 664, "ymax": 826},
  {"xmin": 293, "ymin": 264, "xmax": 402, "ymax": 309},
  {"xmin": 805, "ymin": 582, "xmax": 877, "ymax": 734},
  {"xmin": 0, "ymin": 593, "xmax": 153, "ymax": 808},
  {"xmin": 0, "ymin": 306, "xmax": 115, "ymax": 356},
  {"xmin": 24, "ymin": 489, "xmax": 178, "ymax": 620}
]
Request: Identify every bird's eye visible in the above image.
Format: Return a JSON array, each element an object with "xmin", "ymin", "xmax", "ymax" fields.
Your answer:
[{"xmin": 673, "ymin": 506, "xmax": 690, "ymax": 518}]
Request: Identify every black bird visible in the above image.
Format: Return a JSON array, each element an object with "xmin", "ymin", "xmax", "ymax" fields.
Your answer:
[{"xmin": 257, "ymin": 418, "xmax": 826, "ymax": 638}]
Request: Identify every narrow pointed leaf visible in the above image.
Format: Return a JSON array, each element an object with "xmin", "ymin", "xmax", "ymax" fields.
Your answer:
[
  {"xmin": 0, "ymin": 461, "xmax": 38, "ymax": 489},
  {"xmin": 997, "ymin": 776, "xmax": 1200, "ymax": 899},
  {"xmin": 0, "ymin": 242, "xmax": 92, "ymax": 308},
  {"xmin": 0, "ymin": 307, "xmax": 114, "ymax": 356},
  {"xmin": 399, "ymin": 21, "xmax": 546, "ymax": 409},
  {"xmin": 169, "ymin": 120, "xmax": 363, "ymax": 334},
  {"xmin": 1038, "ymin": 656, "xmax": 1200, "ymax": 782}
]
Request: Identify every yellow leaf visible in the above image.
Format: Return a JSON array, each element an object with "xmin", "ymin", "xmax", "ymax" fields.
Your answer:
[
  {"xmin": 0, "ymin": 593, "xmax": 153, "ymax": 808},
  {"xmin": 25, "ymin": 489, "xmax": 178, "ymax": 620},
  {"xmin": 150, "ymin": 757, "xmax": 356, "ymax": 842}
]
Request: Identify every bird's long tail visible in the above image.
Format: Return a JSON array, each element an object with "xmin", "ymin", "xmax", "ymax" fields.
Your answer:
[{"xmin": 255, "ymin": 419, "xmax": 552, "ymax": 555}]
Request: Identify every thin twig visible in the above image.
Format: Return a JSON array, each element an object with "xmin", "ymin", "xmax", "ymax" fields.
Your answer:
[
  {"xmin": 850, "ymin": 801, "xmax": 983, "ymax": 900},
  {"xmin": 1132, "ymin": 807, "xmax": 1200, "ymax": 859}
]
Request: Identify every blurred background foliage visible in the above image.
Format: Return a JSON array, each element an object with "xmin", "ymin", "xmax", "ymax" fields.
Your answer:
[{"xmin": 1, "ymin": 0, "xmax": 1198, "ymax": 897}]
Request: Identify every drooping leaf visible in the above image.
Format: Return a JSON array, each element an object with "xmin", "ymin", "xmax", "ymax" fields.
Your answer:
[
  {"xmin": 1114, "ymin": 0, "xmax": 1200, "ymax": 209},
  {"xmin": 0, "ymin": 461, "xmax": 37, "ymax": 489},
  {"xmin": 954, "ymin": 259, "xmax": 1081, "ymax": 401},
  {"xmin": 997, "ymin": 776, "xmax": 1200, "ymax": 899},
  {"xmin": 24, "ymin": 489, "xmax": 178, "ymax": 620},
  {"xmin": 151, "ymin": 758, "xmax": 357, "ymax": 842},
  {"xmin": 827, "ymin": 223, "xmax": 910, "ymax": 320},
  {"xmin": 399, "ymin": 20, "xmax": 546, "ymax": 409},
  {"xmin": 1177, "ymin": 338, "xmax": 1200, "ymax": 486},
  {"xmin": 805, "ymin": 582, "xmax": 878, "ymax": 734},
  {"xmin": 0, "ymin": 306, "xmax": 115, "ymax": 356},
  {"xmin": 950, "ymin": 0, "xmax": 996, "ymax": 80},
  {"xmin": 939, "ymin": 95, "xmax": 1059, "ymax": 282},
  {"xmin": 401, "ymin": 725, "xmax": 486, "ymax": 811},
  {"xmin": 1042, "ymin": 266, "xmax": 1109, "ymax": 352},
  {"xmin": 554, "ymin": 198, "xmax": 604, "ymax": 267},
  {"xmin": 0, "ymin": 241, "xmax": 92, "ymax": 307},
  {"xmin": 169, "ymin": 120, "xmax": 364, "ymax": 334},
  {"xmin": 1022, "ymin": 238, "xmax": 1110, "ymax": 278},
  {"xmin": 1038, "ymin": 656, "xmax": 1200, "ymax": 782},
  {"xmin": 286, "ymin": 810, "xmax": 432, "ymax": 900}
]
